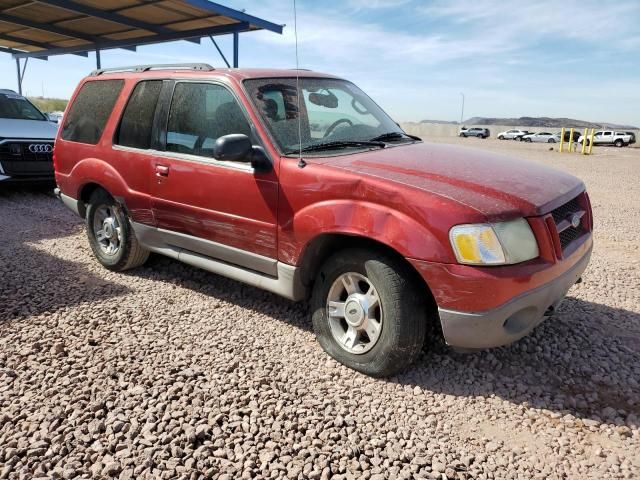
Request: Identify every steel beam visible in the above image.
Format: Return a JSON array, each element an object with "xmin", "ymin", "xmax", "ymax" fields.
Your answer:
[
  {"xmin": 181, "ymin": 0, "xmax": 283, "ymax": 34},
  {"xmin": 0, "ymin": 32, "xmax": 88, "ymax": 57},
  {"xmin": 38, "ymin": 0, "xmax": 174, "ymax": 35},
  {"xmin": 12, "ymin": 22, "xmax": 251, "ymax": 59},
  {"xmin": 0, "ymin": 12, "xmax": 99, "ymax": 43}
]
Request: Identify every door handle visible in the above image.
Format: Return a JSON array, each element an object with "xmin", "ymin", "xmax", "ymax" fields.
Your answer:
[{"xmin": 155, "ymin": 164, "xmax": 169, "ymax": 177}]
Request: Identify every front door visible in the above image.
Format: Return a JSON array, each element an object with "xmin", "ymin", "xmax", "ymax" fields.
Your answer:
[{"xmin": 150, "ymin": 81, "xmax": 278, "ymax": 269}]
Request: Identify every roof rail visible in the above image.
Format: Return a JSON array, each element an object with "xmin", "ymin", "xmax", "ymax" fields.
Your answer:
[{"xmin": 91, "ymin": 63, "xmax": 215, "ymax": 76}]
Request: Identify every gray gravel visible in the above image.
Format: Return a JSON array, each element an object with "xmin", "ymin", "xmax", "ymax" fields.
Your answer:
[{"xmin": 1, "ymin": 145, "xmax": 639, "ymax": 480}]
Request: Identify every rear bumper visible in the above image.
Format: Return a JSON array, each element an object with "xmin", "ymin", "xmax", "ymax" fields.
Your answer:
[
  {"xmin": 437, "ymin": 245, "xmax": 592, "ymax": 349},
  {"xmin": 54, "ymin": 187, "xmax": 83, "ymax": 217}
]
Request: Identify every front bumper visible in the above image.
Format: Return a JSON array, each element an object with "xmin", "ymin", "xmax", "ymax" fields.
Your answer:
[{"xmin": 437, "ymin": 245, "xmax": 592, "ymax": 349}]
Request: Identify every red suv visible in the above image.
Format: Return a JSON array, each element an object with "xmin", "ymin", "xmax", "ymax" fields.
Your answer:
[{"xmin": 54, "ymin": 64, "xmax": 592, "ymax": 377}]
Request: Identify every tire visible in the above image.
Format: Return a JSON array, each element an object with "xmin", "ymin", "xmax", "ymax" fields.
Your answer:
[
  {"xmin": 548, "ymin": 138, "xmax": 555, "ymax": 143},
  {"xmin": 461, "ymin": 133, "xmax": 467, "ymax": 137},
  {"xmin": 310, "ymin": 248, "xmax": 428, "ymax": 377},
  {"xmin": 85, "ymin": 189, "xmax": 149, "ymax": 271},
  {"xmin": 614, "ymin": 139, "xmax": 624, "ymax": 147},
  {"xmin": 525, "ymin": 138, "xmax": 532, "ymax": 142},
  {"xmin": 498, "ymin": 135, "xmax": 504, "ymax": 140},
  {"xmin": 516, "ymin": 136, "xmax": 522, "ymax": 142}
]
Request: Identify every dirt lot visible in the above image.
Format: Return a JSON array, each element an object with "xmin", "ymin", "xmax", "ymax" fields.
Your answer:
[{"xmin": 1, "ymin": 140, "xmax": 639, "ymax": 479}]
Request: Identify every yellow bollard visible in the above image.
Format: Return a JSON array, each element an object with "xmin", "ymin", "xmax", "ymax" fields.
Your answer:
[
  {"xmin": 581, "ymin": 128, "xmax": 588, "ymax": 155},
  {"xmin": 559, "ymin": 127, "xmax": 565, "ymax": 152},
  {"xmin": 588, "ymin": 128, "xmax": 595, "ymax": 155},
  {"xmin": 568, "ymin": 128, "xmax": 574, "ymax": 152}
]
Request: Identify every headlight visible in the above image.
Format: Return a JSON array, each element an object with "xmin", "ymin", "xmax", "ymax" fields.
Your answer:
[{"xmin": 449, "ymin": 218, "xmax": 539, "ymax": 265}]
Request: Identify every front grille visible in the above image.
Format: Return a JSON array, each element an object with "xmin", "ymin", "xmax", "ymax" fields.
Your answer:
[
  {"xmin": 550, "ymin": 195, "xmax": 586, "ymax": 250},
  {"xmin": 0, "ymin": 142, "xmax": 53, "ymax": 177}
]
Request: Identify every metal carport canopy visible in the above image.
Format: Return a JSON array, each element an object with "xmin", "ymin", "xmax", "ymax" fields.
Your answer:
[{"xmin": 0, "ymin": 0, "xmax": 283, "ymax": 94}]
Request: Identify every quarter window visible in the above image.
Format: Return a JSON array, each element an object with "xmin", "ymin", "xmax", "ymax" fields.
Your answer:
[
  {"xmin": 61, "ymin": 80, "xmax": 124, "ymax": 144},
  {"xmin": 115, "ymin": 80, "xmax": 162, "ymax": 150},
  {"xmin": 166, "ymin": 83, "xmax": 252, "ymax": 158}
]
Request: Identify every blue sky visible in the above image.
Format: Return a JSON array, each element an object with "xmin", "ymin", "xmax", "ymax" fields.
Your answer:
[{"xmin": 2, "ymin": 0, "xmax": 639, "ymax": 126}]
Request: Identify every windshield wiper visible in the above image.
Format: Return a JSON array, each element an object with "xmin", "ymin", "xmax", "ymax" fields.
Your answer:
[
  {"xmin": 369, "ymin": 132, "xmax": 421, "ymax": 142},
  {"xmin": 285, "ymin": 140, "xmax": 386, "ymax": 155}
]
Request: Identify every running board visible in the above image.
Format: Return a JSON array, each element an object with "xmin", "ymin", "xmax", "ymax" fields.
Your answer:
[{"xmin": 131, "ymin": 222, "xmax": 306, "ymax": 301}]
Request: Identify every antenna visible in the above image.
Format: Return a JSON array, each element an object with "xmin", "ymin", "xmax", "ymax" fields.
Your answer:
[{"xmin": 293, "ymin": 0, "xmax": 305, "ymax": 166}]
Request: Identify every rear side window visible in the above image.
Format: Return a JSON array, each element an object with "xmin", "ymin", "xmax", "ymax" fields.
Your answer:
[
  {"xmin": 61, "ymin": 80, "xmax": 124, "ymax": 144},
  {"xmin": 115, "ymin": 80, "xmax": 162, "ymax": 149}
]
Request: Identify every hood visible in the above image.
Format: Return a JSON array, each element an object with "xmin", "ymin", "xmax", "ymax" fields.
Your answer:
[
  {"xmin": 0, "ymin": 118, "xmax": 58, "ymax": 140},
  {"xmin": 319, "ymin": 142, "xmax": 583, "ymax": 218}
]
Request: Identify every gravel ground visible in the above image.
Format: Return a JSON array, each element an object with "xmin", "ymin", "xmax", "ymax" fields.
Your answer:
[{"xmin": 1, "ymin": 142, "xmax": 639, "ymax": 479}]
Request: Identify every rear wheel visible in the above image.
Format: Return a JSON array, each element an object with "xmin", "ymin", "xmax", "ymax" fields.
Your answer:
[
  {"xmin": 614, "ymin": 139, "xmax": 624, "ymax": 147},
  {"xmin": 311, "ymin": 248, "xmax": 427, "ymax": 377},
  {"xmin": 516, "ymin": 136, "xmax": 522, "ymax": 142},
  {"xmin": 85, "ymin": 189, "xmax": 149, "ymax": 271},
  {"xmin": 548, "ymin": 138, "xmax": 555, "ymax": 143}
]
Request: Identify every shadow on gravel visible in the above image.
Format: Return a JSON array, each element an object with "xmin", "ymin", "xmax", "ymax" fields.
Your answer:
[
  {"xmin": 400, "ymin": 296, "xmax": 640, "ymax": 427},
  {"xmin": 0, "ymin": 189, "xmax": 131, "ymax": 323},
  {"xmin": 133, "ymin": 254, "xmax": 312, "ymax": 330},
  {"xmin": 131, "ymin": 253, "xmax": 640, "ymax": 428}
]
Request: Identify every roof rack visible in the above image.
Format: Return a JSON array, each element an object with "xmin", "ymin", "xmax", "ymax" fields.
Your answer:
[{"xmin": 91, "ymin": 63, "xmax": 215, "ymax": 76}]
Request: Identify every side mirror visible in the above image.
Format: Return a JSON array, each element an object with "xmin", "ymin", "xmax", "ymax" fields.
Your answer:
[{"xmin": 213, "ymin": 134, "xmax": 252, "ymax": 162}]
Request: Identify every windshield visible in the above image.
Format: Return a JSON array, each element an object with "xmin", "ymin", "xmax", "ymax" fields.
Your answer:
[
  {"xmin": 244, "ymin": 78, "xmax": 406, "ymax": 154},
  {"xmin": 0, "ymin": 92, "xmax": 47, "ymax": 121}
]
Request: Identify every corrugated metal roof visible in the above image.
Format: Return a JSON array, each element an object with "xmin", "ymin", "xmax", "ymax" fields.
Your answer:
[{"xmin": 0, "ymin": 0, "xmax": 282, "ymax": 58}]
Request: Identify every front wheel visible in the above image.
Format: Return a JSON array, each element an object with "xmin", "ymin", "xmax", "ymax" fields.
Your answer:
[
  {"xmin": 525, "ymin": 138, "xmax": 532, "ymax": 142},
  {"xmin": 86, "ymin": 189, "xmax": 149, "ymax": 271},
  {"xmin": 311, "ymin": 249, "xmax": 428, "ymax": 377},
  {"xmin": 548, "ymin": 138, "xmax": 556, "ymax": 143},
  {"xmin": 498, "ymin": 135, "xmax": 504, "ymax": 140}
]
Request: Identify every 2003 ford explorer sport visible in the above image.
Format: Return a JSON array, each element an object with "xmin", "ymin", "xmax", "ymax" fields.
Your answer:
[{"xmin": 54, "ymin": 64, "xmax": 592, "ymax": 377}]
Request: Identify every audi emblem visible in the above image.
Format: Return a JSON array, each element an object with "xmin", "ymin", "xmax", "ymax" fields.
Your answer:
[{"xmin": 28, "ymin": 144, "xmax": 53, "ymax": 153}]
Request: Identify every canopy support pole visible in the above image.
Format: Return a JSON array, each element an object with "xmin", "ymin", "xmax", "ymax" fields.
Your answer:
[
  {"xmin": 233, "ymin": 32, "xmax": 238, "ymax": 68},
  {"xmin": 15, "ymin": 58, "xmax": 22, "ymax": 95},
  {"xmin": 96, "ymin": 49, "xmax": 101, "ymax": 69},
  {"xmin": 209, "ymin": 35, "xmax": 230, "ymax": 68}
]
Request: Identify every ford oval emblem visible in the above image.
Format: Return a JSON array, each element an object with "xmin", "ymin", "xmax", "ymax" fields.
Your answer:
[{"xmin": 570, "ymin": 213, "xmax": 581, "ymax": 229}]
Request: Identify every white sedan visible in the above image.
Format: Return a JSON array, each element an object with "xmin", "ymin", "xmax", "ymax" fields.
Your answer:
[
  {"xmin": 497, "ymin": 129, "xmax": 529, "ymax": 140},
  {"xmin": 522, "ymin": 132, "xmax": 560, "ymax": 143}
]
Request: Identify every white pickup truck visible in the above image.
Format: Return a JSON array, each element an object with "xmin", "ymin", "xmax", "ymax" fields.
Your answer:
[{"xmin": 577, "ymin": 130, "xmax": 635, "ymax": 147}]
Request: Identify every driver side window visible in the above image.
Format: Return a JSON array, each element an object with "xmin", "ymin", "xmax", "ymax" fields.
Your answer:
[{"xmin": 166, "ymin": 82, "xmax": 253, "ymax": 158}]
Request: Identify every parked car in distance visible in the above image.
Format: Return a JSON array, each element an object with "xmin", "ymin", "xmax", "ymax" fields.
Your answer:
[
  {"xmin": 559, "ymin": 130, "xmax": 581, "ymax": 143},
  {"xmin": 54, "ymin": 64, "xmax": 593, "ymax": 377},
  {"xmin": 497, "ymin": 129, "xmax": 529, "ymax": 140},
  {"xmin": 577, "ymin": 130, "xmax": 633, "ymax": 147},
  {"xmin": 0, "ymin": 89, "xmax": 57, "ymax": 185},
  {"xmin": 46, "ymin": 111, "xmax": 64, "ymax": 123},
  {"xmin": 522, "ymin": 132, "xmax": 561, "ymax": 143},
  {"xmin": 460, "ymin": 127, "xmax": 490, "ymax": 138},
  {"xmin": 624, "ymin": 131, "xmax": 636, "ymax": 144}
]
